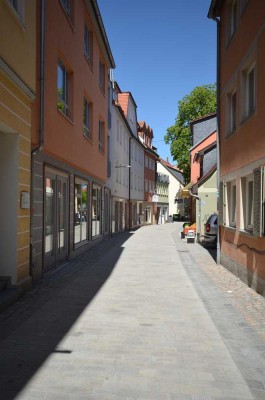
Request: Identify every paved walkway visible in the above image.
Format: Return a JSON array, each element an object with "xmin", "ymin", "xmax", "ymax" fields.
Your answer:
[{"xmin": 1, "ymin": 223, "xmax": 265, "ymax": 400}]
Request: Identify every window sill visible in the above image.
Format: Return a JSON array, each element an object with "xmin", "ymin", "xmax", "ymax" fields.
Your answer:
[
  {"xmin": 239, "ymin": 229, "xmax": 255, "ymax": 238},
  {"xmin": 84, "ymin": 54, "xmax": 93, "ymax": 72},
  {"xmin": 74, "ymin": 239, "xmax": 89, "ymax": 249},
  {"xmin": 240, "ymin": 110, "xmax": 256, "ymax": 127},
  {"xmin": 59, "ymin": 1, "xmax": 75, "ymax": 32},
  {"xmin": 4, "ymin": 0, "xmax": 26, "ymax": 31},
  {"xmin": 223, "ymin": 224, "xmax": 236, "ymax": 231},
  {"xmin": 99, "ymin": 85, "xmax": 105, "ymax": 97},
  {"xmin": 57, "ymin": 108, "xmax": 74, "ymax": 124},
  {"xmin": 83, "ymin": 132, "xmax": 93, "ymax": 144}
]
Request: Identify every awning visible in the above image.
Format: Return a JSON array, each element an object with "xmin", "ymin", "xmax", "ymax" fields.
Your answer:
[{"xmin": 180, "ymin": 181, "xmax": 193, "ymax": 198}]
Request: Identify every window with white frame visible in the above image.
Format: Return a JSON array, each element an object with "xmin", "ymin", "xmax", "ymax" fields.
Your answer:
[
  {"xmin": 83, "ymin": 97, "xmax": 91, "ymax": 139},
  {"xmin": 145, "ymin": 155, "xmax": 149, "ymax": 168},
  {"xmin": 241, "ymin": 174, "xmax": 254, "ymax": 232},
  {"xmin": 57, "ymin": 60, "xmax": 71, "ymax": 119},
  {"xmin": 74, "ymin": 179, "xmax": 89, "ymax": 245},
  {"xmin": 98, "ymin": 120, "xmax": 104, "ymax": 152},
  {"xmin": 84, "ymin": 23, "xmax": 93, "ymax": 63},
  {"xmin": 227, "ymin": 180, "xmax": 237, "ymax": 227}
]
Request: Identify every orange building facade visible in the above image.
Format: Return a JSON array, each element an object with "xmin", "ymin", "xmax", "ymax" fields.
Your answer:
[
  {"xmin": 209, "ymin": 0, "xmax": 265, "ymax": 295},
  {"xmin": 31, "ymin": 0, "xmax": 115, "ymax": 280}
]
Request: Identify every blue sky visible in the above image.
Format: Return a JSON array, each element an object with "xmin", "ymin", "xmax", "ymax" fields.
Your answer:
[{"xmin": 98, "ymin": 0, "xmax": 217, "ymax": 164}]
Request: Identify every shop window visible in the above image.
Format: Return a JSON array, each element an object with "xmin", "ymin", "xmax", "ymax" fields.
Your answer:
[
  {"xmin": 92, "ymin": 184, "xmax": 102, "ymax": 237},
  {"xmin": 74, "ymin": 179, "xmax": 89, "ymax": 245}
]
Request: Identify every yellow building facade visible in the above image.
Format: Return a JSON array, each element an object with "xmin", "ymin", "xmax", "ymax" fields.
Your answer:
[{"xmin": 0, "ymin": 0, "xmax": 36, "ymax": 289}]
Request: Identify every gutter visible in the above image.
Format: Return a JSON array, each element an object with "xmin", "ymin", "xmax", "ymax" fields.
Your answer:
[
  {"xmin": 30, "ymin": 0, "xmax": 46, "ymax": 275},
  {"xmin": 32, "ymin": 0, "xmax": 46, "ymax": 155},
  {"xmin": 208, "ymin": 12, "xmax": 221, "ymax": 264}
]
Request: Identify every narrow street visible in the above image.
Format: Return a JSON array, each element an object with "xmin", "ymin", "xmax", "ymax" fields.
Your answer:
[{"xmin": 1, "ymin": 223, "xmax": 265, "ymax": 400}]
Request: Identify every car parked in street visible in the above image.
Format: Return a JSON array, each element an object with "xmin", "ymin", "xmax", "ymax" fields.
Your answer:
[{"xmin": 204, "ymin": 213, "xmax": 218, "ymax": 245}]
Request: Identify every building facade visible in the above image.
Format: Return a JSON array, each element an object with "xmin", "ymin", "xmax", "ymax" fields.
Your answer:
[
  {"xmin": 31, "ymin": 0, "xmax": 115, "ymax": 281},
  {"xmin": 156, "ymin": 172, "xmax": 169, "ymax": 224},
  {"xmin": 117, "ymin": 91, "xmax": 145, "ymax": 228},
  {"xmin": 208, "ymin": 0, "xmax": 265, "ymax": 295},
  {"xmin": 0, "ymin": 0, "xmax": 36, "ymax": 290},
  {"xmin": 138, "ymin": 122, "xmax": 158, "ymax": 225},
  {"xmin": 157, "ymin": 159, "xmax": 185, "ymax": 220}
]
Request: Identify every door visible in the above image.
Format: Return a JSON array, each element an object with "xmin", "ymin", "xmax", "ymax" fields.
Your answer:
[{"xmin": 44, "ymin": 169, "xmax": 68, "ymax": 274}]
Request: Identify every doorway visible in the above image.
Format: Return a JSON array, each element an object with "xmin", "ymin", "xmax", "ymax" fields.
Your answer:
[{"xmin": 44, "ymin": 168, "xmax": 68, "ymax": 274}]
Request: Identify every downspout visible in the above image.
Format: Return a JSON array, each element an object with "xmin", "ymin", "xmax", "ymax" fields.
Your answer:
[
  {"xmin": 209, "ymin": 14, "xmax": 221, "ymax": 264},
  {"xmin": 32, "ymin": 0, "xmax": 46, "ymax": 155},
  {"xmin": 30, "ymin": 0, "xmax": 46, "ymax": 275},
  {"xmin": 189, "ymin": 190, "xmax": 201, "ymax": 242},
  {"xmin": 128, "ymin": 137, "xmax": 132, "ymax": 229}
]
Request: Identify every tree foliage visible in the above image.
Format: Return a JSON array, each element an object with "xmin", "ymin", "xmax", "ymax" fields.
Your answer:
[{"xmin": 164, "ymin": 84, "xmax": 217, "ymax": 184}]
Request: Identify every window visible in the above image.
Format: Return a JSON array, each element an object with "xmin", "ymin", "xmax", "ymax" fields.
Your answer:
[
  {"xmin": 92, "ymin": 184, "xmax": 102, "ymax": 237},
  {"xmin": 246, "ymin": 65, "xmax": 256, "ymax": 117},
  {"xmin": 240, "ymin": 0, "xmax": 248, "ymax": 15},
  {"xmin": 99, "ymin": 60, "xmax": 105, "ymax": 92},
  {"xmin": 57, "ymin": 60, "xmax": 71, "ymax": 119},
  {"xmin": 84, "ymin": 24, "xmax": 93, "ymax": 63},
  {"xmin": 227, "ymin": 180, "xmax": 237, "ymax": 227},
  {"xmin": 8, "ymin": 0, "xmax": 24, "ymax": 21},
  {"xmin": 227, "ymin": 0, "xmax": 237, "ymax": 41},
  {"xmin": 145, "ymin": 155, "xmax": 149, "ymax": 168},
  {"xmin": 83, "ymin": 98, "xmax": 91, "ymax": 139},
  {"xmin": 60, "ymin": 0, "xmax": 73, "ymax": 23},
  {"xmin": 145, "ymin": 179, "xmax": 148, "ymax": 192},
  {"xmin": 246, "ymin": 178, "xmax": 254, "ymax": 230},
  {"xmin": 253, "ymin": 167, "xmax": 265, "ymax": 237},
  {"xmin": 98, "ymin": 120, "xmax": 104, "ymax": 152},
  {"xmin": 74, "ymin": 179, "xmax": 88, "ymax": 245},
  {"xmin": 227, "ymin": 90, "xmax": 237, "ymax": 135}
]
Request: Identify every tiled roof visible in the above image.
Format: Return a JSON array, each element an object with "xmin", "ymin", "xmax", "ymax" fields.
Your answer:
[
  {"xmin": 159, "ymin": 158, "xmax": 184, "ymax": 184},
  {"xmin": 117, "ymin": 93, "xmax": 129, "ymax": 117}
]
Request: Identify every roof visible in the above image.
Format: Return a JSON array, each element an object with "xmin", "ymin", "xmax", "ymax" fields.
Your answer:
[
  {"xmin": 90, "ymin": 0, "xmax": 115, "ymax": 68},
  {"xmin": 192, "ymin": 164, "xmax": 217, "ymax": 194},
  {"xmin": 208, "ymin": 0, "xmax": 222, "ymax": 18},
  {"xmin": 189, "ymin": 130, "xmax": 216, "ymax": 152},
  {"xmin": 190, "ymin": 113, "xmax": 217, "ymax": 127},
  {"xmin": 159, "ymin": 158, "xmax": 184, "ymax": 185}
]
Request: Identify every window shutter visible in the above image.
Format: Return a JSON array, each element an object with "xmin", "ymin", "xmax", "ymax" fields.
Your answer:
[
  {"xmin": 253, "ymin": 167, "xmax": 265, "ymax": 236},
  {"xmin": 219, "ymin": 181, "xmax": 226, "ymax": 226}
]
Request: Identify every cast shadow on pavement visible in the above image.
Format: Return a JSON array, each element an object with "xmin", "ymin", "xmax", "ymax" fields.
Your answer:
[{"xmin": 0, "ymin": 230, "xmax": 135, "ymax": 400}]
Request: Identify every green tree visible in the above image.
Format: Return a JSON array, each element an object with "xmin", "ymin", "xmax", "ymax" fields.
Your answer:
[{"xmin": 164, "ymin": 84, "xmax": 216, "ymax": 184}]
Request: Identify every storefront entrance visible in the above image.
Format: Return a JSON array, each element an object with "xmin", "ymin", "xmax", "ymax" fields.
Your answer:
[{"xmin": 44, "ymin": 168, "xmax": 68, "ymax": 274}]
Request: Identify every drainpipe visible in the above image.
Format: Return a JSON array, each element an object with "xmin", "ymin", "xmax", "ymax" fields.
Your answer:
[
  {"xmin": 32, "ymin": 0, "xmax": 46, "ymax": 156},
  {"xmin": 30, "ymin": 0, "xmax": 46, "ymax": 275},
  {"xmin": 208, "ymin": 13, "xmax": 221, "ymax": 264},
  {"xmin": 128, "ymin": 137, "xmax": 132, "ymax": 229},
  {"xmin": 189, "ymin": 190, "xmax": 201, "ymax": 242}
]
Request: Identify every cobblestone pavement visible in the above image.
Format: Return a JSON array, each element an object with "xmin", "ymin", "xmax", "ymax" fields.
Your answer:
[{"xmin": 0, "ymin": 223, "xmax": 265, "ymax": 400}]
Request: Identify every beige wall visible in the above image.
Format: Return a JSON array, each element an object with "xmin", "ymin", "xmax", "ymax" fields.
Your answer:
[{"xmin": 0, "ymin": 0, "xmax": 36, "ymax": 287}]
